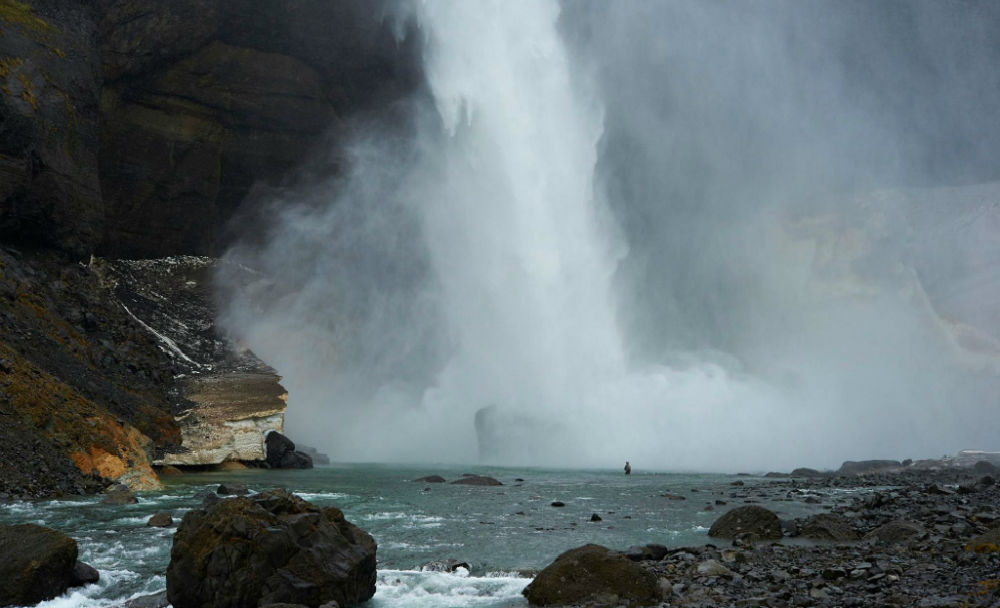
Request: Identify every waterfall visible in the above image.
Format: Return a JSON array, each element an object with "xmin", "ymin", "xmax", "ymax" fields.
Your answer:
[{"xmin": 219, "ymin": 1, "xmax": 999, "ymax": 471}]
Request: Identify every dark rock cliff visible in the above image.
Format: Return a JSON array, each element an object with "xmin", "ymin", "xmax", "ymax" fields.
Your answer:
[
  {"xmin": 0, "ymin": 0, "xmax": 419, "ymax": 497},
  {"xmin": 0, "ymin": 0, "xmax": 103, "ymax": 258},
  {"xmin": 1, "ymin": 0, "xmax": 420, "ymax": 259}
]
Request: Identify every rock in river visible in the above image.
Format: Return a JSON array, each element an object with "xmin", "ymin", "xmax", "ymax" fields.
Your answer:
[
  {"xmin": 450, "ymin": 475, "xmax": 502, "ymax": 486},
  {"xmin": 0, "ymin": 524, "xmax": 99, "ymax": 606},
  {"xmin": 708, "ymin": 505, "xmax": 783, "ymax": 541},
  {"xmin": 522, "ymin": 544, "xmax": 659, "ymax": 607},
  {"xmin": 166, "ymin": 488, "xmax": 375, "ymax": 608}
]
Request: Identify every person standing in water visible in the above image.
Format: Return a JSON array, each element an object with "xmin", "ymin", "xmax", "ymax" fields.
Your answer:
[{"xmin": 624, "ymin": 461, "xmax": 631, "ymax": 475}]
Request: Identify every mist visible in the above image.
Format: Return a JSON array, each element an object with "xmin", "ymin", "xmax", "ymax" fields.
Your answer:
[{"xmin": 217, "ymin": 1, "xmax": 1000, "ymax": 472}]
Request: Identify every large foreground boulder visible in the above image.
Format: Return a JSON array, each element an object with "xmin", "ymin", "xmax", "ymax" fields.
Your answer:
[
  {"xmin": 0, "ymin": 524, "xmax": 98, "ymax": 606},
  {"xmin": 166, "ymin": 488, "xmax": 375, "ymax": 608},
  {"xmin": 708, "ymin": 506, "xmax": 783, "ymax": 541},
  {"xmin": 522, "ymin": 544, "xmax": 659, "ymax": 607}
]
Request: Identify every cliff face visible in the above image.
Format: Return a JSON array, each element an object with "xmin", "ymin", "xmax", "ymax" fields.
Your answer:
[
  {"xmin": 101, "ymin": 256, "xmax": 290, "ymax": 467},
  {"xmin": 1, "ymin": 0, "xmax": 419, "ymax": 260},
  {"xmin": 0, "ymin": 0, "xmax": 418, "ymax": 496},
  {"xmin": 0, "ymin": 0, "xmax": 103, "ymax": 258}
]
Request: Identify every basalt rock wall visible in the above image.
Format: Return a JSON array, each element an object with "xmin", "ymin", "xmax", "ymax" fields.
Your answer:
[{"xmin": 1, "ymin": 0, "xmax": 420, "ymax": 259}]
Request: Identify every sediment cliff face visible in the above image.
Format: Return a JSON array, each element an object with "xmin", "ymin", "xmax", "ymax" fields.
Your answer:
[
  {"xmin": 100, "ymin": 256, "xmax": 289, "ymax": 467},
  {"xmin": 0, "ymin": 0, "xmax": 418, "ymax": 496}
]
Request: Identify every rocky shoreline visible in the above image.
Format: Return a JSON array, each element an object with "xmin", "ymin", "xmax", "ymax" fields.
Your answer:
[
  {"xmin": 526, "ymin": 462, "xmax": 1000, "ymax": 607},
  {"xmin": 2, "ymin": 458, "xmax": 1000, "ymax": 607}
]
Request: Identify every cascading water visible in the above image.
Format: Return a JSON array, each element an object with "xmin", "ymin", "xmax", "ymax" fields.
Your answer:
[
  {"xmin": 409, "ymin": 1, "xmax": 634, "ymax": 464},
  {"xmin": 219, "ymin": 1, "xmax": 999, "ymax": 471}
]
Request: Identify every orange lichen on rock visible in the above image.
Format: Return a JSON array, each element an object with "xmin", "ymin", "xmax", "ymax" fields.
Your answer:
[
  {"xmin": 0, "ymin": 342, "xmax": 162, "ymax": 491},
  {"xmin": 965, "ymin": 529, "xmax": 1000, "ymax": 554}
]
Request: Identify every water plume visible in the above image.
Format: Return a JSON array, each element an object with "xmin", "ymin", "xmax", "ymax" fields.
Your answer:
[{"xmin": 219, "ymin": 1, "xmax": 999, "ymax": 472}]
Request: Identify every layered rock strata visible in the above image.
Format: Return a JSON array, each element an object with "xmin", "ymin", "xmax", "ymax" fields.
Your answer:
[{"xmin": 99, "ymin": 256, "xmax": 289, "ymax": 467}]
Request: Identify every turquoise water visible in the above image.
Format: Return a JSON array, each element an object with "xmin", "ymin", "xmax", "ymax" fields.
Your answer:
[{"xmin": 0, "ymin": 465, "xmax": 838, "ymax": 607}]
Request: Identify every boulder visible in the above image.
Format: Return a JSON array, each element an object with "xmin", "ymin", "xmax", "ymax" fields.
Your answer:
[
  {"xmin": 73, "ymin": 561, "xmax": 100, "ymax": 585},
  {"xmin": 166, "ymin": 488, "xmax": 376, "ymax": 608},
  {"xmin": 972, "ymin": 460, "xmax": 1000, "ymax": 475},
  {"xmin": 522, "ymin": 544, "xmax": 659, "ymax": 607},
  {"xmin": 796, "ymin": 513, "xmax": 860, "ymax": 541},
  {"xmin": 261, "ymin": 431, "xmax": 314, "ymax": 469},
  {"xmin": 413, "ymin": 475, "xmax": 446, "ymax": 483},
  {"xmin": 296, "ymin": 445, "xmax": 331, "ymax": 466},
  {"xmin": 197, "ymin": 489, "xmax": 223, "ymax": 508},
  {"xmin": 123, "ymin": 590, "xmax": 169, "ymax": 608},
  {"xmin": 265, "ymin": 431, "xmax": 296, "ymax": 467},
  {"xmin": 450, "ymin": 475, "xmax": 502, "ymax": 486},
  {"xmin": 625, "ymin": 544, "xmax": 668, "ymax": 562},
  {"xmin": 280, "ymin": 450, "xmax": 314, "ymax": 469},
  {"xmin": 696, "ymin": 559, "xmax": 733, "ymax": 577},
  {"xmin": 0, "ymin": 523, "xmax": 98, "ymax": 606},
  {"xmin": 101, "ymin": 486, "xmax": 139, "ymax": 505},
  {"xmin": 864, "ymin": 519, "xmax": 927, "ymax": 544},
  {"xmin": 217, "ymin": 483, "xmax": 249, "ymax": 496},
  {"xmin": 708, "ymin": 506, "xmax": 783, "ymax": 541},
  {"xmin": 147, "ymin": 512, "xmax": 173, "ymax": 527}
]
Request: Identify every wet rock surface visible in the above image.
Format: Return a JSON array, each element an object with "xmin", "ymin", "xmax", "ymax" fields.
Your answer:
[
  {"xmin": 535, "ymin": 467, "xmax": 1000, "ymax": 607},
  {"xmin": 167, "ymin": 488, "xmax": 376, "ymax": 608},
  {"xmin": 0, "ymin": 523, "xmax": 98, "ymax": 606},
  {"xmin": 451, "ymin": 475, "xmax": 503, "ymax": 486},
  {"xmin": 707, "ymin": 505, "xmax": 783, "ymax": 541},
  {"xmin": 523, "ymin": 543, "xmax": 660, "ymax": 607},
  {"xmin": 265, "ymin": 431, "xmax": 313, "ymax": 470}
]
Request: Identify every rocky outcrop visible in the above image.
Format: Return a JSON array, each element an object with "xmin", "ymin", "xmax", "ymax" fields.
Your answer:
[
  {"xmin": 707, "ymin": 505, "xmax": 784, "ymax": 541},
  {"xmin": 97, "ymin": 257, "xmax": 291, "ymax": 467},
  {"xmin": 838, "ymin": 460, "xmax": 903, "ymax": 475},
  {"xmin": 522, "ymin": 544, "xmax": 660, "ymax": 607},
  {"xmin": 0, "ymin": 248, "xmax": 181, "ymax": 497},
  {"xmin": 164, "ymin": 373, "xmax": 287, "ymax": 466},
  {"xmin": 166, "ymin": 488, "xmax": 376, "ymax": 608},
  {"xmin": 0, "ymin": 523, "xmax": 98, "ymax": 606}
]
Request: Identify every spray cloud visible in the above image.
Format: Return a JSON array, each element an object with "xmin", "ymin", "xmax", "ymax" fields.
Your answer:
[{"xmin": 218, "ymin": 1, "xmax": 1000, "ymax": 471}]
